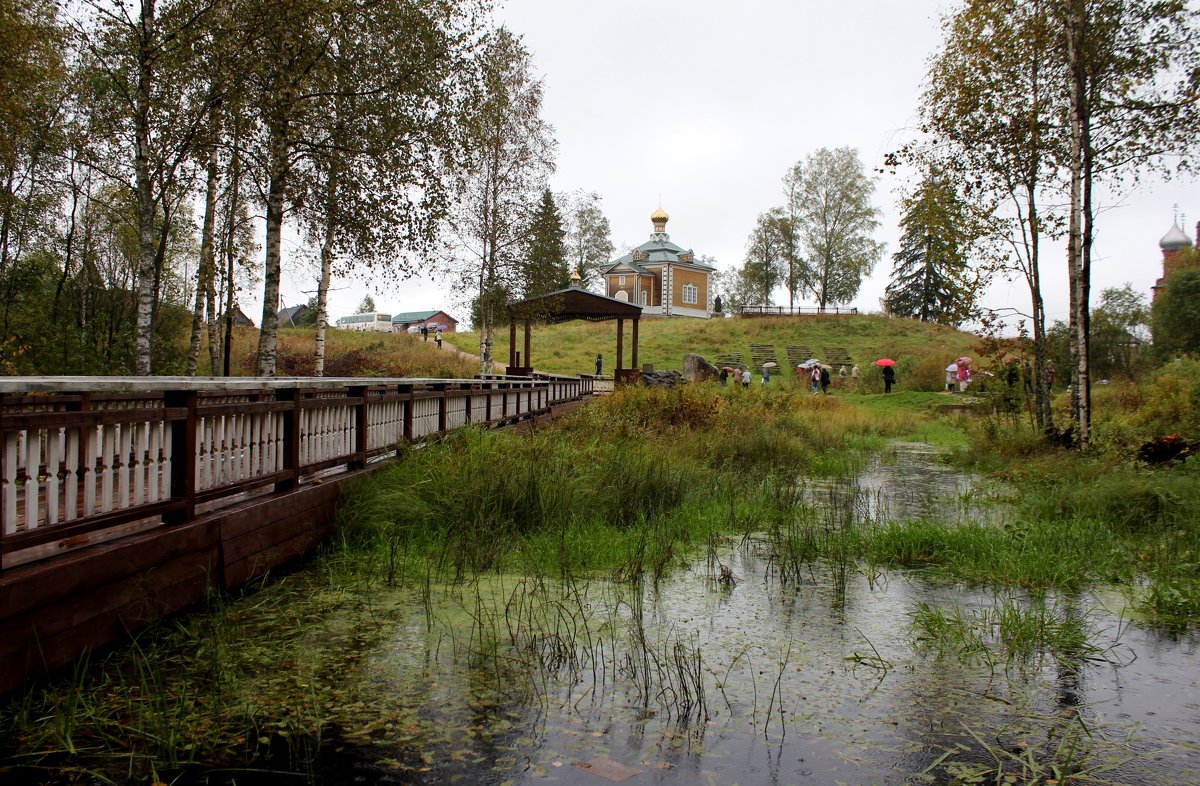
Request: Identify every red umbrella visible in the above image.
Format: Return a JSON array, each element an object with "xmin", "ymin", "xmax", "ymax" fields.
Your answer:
[
  {"xmin": 956, "ymin": 356, "xmax": 973, "ymax": 365},
  {"xmin": 874, "ymin": 358, "xmax": 896, "ymax": 366}
]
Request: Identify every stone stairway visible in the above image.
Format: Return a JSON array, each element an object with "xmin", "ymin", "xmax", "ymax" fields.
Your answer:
[
  {"xmin": 749, "ymin": 344, "xmax": 779, "ymax": 372},
  {"xmin": 824, "ymin": 346, "xmax": 854, "ymax": 367},
  {"xmin": 786, "ymin": 345, "xmax": 815, "ymax": 369}
]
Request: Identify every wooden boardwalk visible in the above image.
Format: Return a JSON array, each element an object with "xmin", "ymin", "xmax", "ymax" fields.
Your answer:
[{"xmin": 0, "ymin": 374, "xmax": 591, "ymax": 694}]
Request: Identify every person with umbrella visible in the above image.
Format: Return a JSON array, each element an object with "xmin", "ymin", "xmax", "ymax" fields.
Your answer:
[
  {"xmin": 956, "ymin": 357, "xmax": 972, "ymax": 392},
  {"xmin": 945, "ymin": 363, "xmax": 957, "ymax": 392},
  {"xmin": 719, "ymin": 366, "xmax": 730, "ymax": 386},
  {"xmin": 875, "ymin": 358, "xmax": 896, "ymax": 393}
]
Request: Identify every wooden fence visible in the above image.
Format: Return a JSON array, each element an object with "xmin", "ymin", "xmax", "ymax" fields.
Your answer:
[
  {"xmin": 738, "ymin": 305, "xmax": 859, "ymax": 316},
  {"xmin": 0, "ymin": 374, "xmax": 589, "ymax": 571}
]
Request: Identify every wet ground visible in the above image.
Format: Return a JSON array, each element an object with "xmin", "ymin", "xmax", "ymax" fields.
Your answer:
[{"xmin": 7, "ymin": 445, "xmax": 1199, "ymax": 785}]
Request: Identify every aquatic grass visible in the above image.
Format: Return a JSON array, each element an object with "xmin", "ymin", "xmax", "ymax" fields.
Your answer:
[
  {"xmin": 862, "ymin": 517, "xmax": 1129, "ymax": 591},
  {"xmin": 910, "ymin": 594, "xmax": 1100, "ymax": 669}
]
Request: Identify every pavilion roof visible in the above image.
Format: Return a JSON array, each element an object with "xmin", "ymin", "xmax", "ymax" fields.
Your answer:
[{"xmin": 507, "ymin": 286, "xmax": 644, "ymax": 324}]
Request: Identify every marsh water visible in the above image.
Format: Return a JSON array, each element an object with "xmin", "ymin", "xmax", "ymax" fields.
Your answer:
[{"xmin": 13, "ymin": 445, "xmax": 1200, "ymax": 785}]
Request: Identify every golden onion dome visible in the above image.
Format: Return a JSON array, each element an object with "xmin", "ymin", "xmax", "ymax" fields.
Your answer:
[{"xmin": 651, "ymin": 205, "xmax": 669, "ymax": 223}]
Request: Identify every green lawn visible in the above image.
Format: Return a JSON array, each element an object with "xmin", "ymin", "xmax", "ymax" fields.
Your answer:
[{"xmin": 448, "ymin": 313, "xmax": 978, "ymax": 388}]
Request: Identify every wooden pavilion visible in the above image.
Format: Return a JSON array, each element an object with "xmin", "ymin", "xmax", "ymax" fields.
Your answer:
[{"xmin": 506, "ymin": 282, "xmax": 643, "ymax": 383}]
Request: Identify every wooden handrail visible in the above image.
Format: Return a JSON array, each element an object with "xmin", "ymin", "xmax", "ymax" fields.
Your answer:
[{"xmin": 0, "ymin": 375, "xmax": 589, "ymax": 568}]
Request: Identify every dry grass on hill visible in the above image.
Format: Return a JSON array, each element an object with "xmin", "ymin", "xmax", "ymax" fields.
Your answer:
[{"xmin": 222, "ymin": 327, "xmax": 478, "ymax": 379}]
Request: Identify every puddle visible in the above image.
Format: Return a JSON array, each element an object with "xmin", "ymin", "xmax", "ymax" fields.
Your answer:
[
  {"xmin": 807, "ymin": 441, "xmax": 1011, "ymax": 527},
  {"xmin": 280, "ymin": 551, "xmax": 1194, "ymax": 786}
]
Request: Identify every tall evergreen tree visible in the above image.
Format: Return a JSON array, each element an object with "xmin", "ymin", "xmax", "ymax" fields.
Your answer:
[
  {"xmin": 522, "ymin": 190, "xmax": 567, "ymax": 298},
  {"xmin": 883, "ymin": 175, "xmax": 979, "ymax": 326}
]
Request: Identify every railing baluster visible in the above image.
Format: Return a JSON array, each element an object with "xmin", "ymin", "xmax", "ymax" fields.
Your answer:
[
  {"xmin": 45, "ymin": 428, "xmax": 61, "ymax": 526},
  {"xmin": 23, "ymin": 428, "xmax": 41, "ymax": 530},
  {"xmin": 4, "ymin": 431, "xmax": 20, "ymax": 535}
]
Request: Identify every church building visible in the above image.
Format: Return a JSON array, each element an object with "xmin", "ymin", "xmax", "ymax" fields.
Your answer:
[
  {"xmin": 1152, "ymin": 219, "xmax": 1199, "ymax": 301},
  {"xmin": 601, "ymin": 206, "xmax": 714, "ymax": 318}
]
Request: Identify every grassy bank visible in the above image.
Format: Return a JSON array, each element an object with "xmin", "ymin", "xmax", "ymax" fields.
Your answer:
[{"xmin": 446, "ymin": 313, "xmax": 976, "ymax": 385}]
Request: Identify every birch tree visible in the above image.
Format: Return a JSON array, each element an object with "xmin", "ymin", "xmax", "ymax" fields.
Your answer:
[
  {"xmin": 72, "ymin": 0, "xmax": 225, "ymax": 374},
  {"xmin": 448, "ymin": 28, "xmax": 555, "ymax": 373},
  {"xmin": 786, "ymin": 147, "xmax": 883, "ymax": 309},
  {"xmin": 561, "ymin": 191, "xmax": 614, "ymax": 290},
  {"xmin": 921, "ymin": 0, "xmax": 1065, "ymax": 431},
  {"xmin": 1058, "ymin": 0, "xmax": 1200, "ymax": 446},
  {"xmin": 296, "ymin": 2, "xmax": 482, "ymax": 375}
]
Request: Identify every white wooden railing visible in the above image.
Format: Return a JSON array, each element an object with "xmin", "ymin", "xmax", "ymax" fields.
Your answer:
[{"xmin": 0, "ymin": 374, "xmax": 590, "ymax": 566}]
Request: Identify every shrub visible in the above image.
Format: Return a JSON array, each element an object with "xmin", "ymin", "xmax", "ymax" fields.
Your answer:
[{"xmin": 1133, "ymin": 356, "xmax": 1200, "ymax": 437}]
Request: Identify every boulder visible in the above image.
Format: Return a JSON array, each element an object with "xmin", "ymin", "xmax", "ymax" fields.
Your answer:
[
  {"xmin": 683, "ymin": 353, "xmax": 720, "ymax": 382},
  {"xmin": 639, "ymin": 369, "xmax": 684, "ymax": 388}
]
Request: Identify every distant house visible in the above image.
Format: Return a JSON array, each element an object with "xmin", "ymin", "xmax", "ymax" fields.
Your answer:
[
  {"xmin": 601, "ymin": 206, "xmax": 714, "ymax": 318},
  {"xmin": 391, "ymin": 310, "xmax": 459, "ymax": 333},
  {"xmin": 219, "ymin": 307, "xmax": 255, "ymax": 327},
  {"xmin": 277, "ymin": 303, "xmax": 312, "ymax": 327}
]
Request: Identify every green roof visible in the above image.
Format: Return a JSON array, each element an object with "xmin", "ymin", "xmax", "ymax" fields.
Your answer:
[
  {"xmin": 601, "ymin": 231, "xmax": 715, "ymax": 275},
  {"xmin": 391, "ymin": 310, "xmax": 446, "ymax": 323}
]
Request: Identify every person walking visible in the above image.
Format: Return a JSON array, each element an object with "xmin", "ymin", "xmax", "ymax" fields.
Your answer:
[
  {"xmin": 850, "ymin": 364, "xmax": 859, "ymax": 380},
  {"xmin": 741, "ymin": 368, "xmax": 751, "ymax": 388},
  {"xmin": 719, "ymin": 367, "xmax": 729, "ymax": 386},
  {"xmin": 820, "ymin": 365, "xmax": 831, "ymax": 394},
  {"xmin": 761, "ymin": 365, "xmax": 770, "ymax": 385},
  {"xmin": 882, "ymin": 363, "xmax": 896, "ymax": 393},
  {"xmin": 810, "ymin": 365, "xmax": 821, "ymax": 395},
  {"xmin": 595, "ymin": 353, "xmax": 603, "ymax": 376}
]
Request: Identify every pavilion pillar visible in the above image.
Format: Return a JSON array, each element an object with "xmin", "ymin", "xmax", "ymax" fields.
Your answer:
[
  {"xmin": 508, "ymin": 321, "xmax": 517, "ymax": 369},
  {"xmin": 631, "ymin": 318, "xmax": 639, "ymax": 371},
  {"xmin": 523, "ymin": 320, "xmax": 532, "ymax": 373},
  {"xmin": 616, "ymin": 318, "xmax": 624, "ymax": 375}
]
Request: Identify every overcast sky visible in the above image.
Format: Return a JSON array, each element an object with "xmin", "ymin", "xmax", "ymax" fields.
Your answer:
[{"xmin": 274, "ymin": 0, "xmax": 1197, "ymax": 330}]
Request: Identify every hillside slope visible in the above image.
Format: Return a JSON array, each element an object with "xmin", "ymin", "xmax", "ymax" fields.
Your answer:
[{"xmin": 448, "ymin": 314, "xmax": 978, "ymax": 379}]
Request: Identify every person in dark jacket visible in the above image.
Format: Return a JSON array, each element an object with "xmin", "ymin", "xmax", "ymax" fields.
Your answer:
[
  {"xmin": 882, "ymin": 364, "xmax": 896, "ymax": 393},
  {"xmin": 820, "ymin": 366, "xmax": 831, "ymax": 394}
]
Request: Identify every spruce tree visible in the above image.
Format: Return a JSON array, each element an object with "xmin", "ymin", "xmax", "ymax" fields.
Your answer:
[
  {"xmin": 883, "ymin": 176, "xmax": 976, "ymax": 326},
  {"xmin": 522, "ymin": 190, "xmax": 568, "ymax": 298}
]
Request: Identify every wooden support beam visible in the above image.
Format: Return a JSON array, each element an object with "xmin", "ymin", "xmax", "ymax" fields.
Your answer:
[
  {"xmin": 523, "ymin": 320, "xmax": 532, "ymax": 372},
  {"xmin": 616, "ymin": 318, "xmax": 625, "ymax": 372},
  {"xmin": 508, "ymin": 321, "xmax": 517, "ymax": 368},
  {"xmin": 632, "ymin": 319, "xmax": 640, "ymax": 371}
]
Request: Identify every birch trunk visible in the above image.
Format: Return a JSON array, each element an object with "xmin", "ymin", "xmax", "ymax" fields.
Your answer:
[
  {"xmin": 188, "ymin": 138, "xmax": 221, "ymax": 375},
  {"xmin": 314, "ymin": 172, "xmax": 336, "ymax": 377},
  {"xmin": 256, "ymin": 130, "xmax": 288, "ymax": 376},
  {"xmin": 1065, "ymin": 0, "xmax": 1089, "ymax": 447},
  {"xmin": 221, "ymin": 124, "xmax": 242, "ymax": 376},
  {"xmin": 133, "ymin": 0, "xmax": 157, "ymax": 375}
]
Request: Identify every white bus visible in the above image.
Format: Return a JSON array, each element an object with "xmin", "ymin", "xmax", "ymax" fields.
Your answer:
[{"xmin": 334, "ymin": 312, "xmax": 394, "ymax": 332}]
